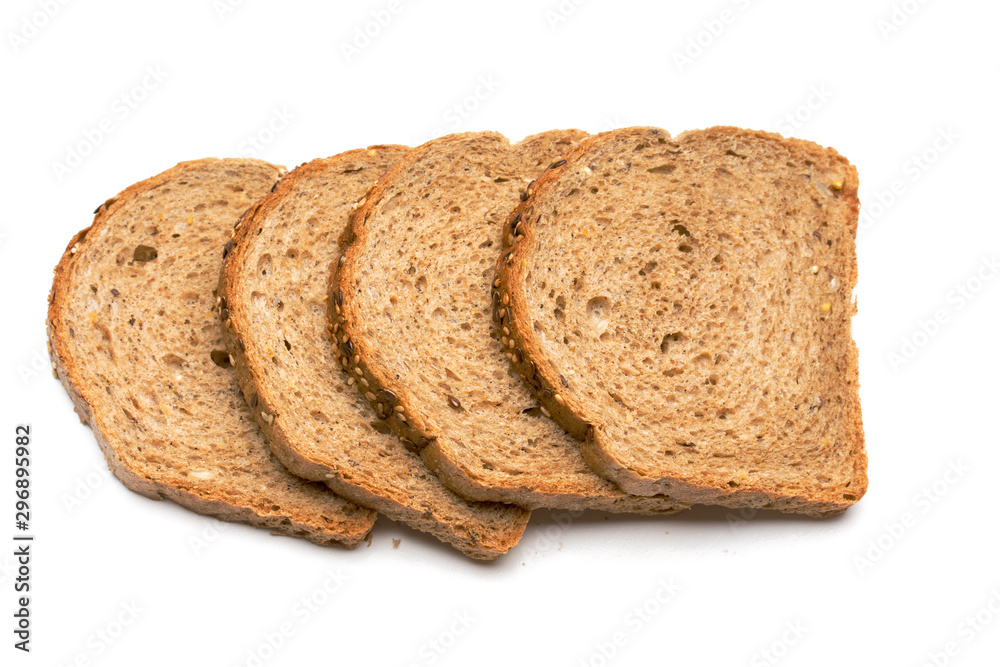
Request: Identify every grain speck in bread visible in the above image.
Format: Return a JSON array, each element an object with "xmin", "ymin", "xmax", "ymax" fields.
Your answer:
[
  {"xmin": 47, "ymin": 159, "xmax": 376, "ymax": 547},
  {"xmin": 496, "ymin": 127, "xmax": 867, "ymax": 516},
  {"xmin": 219, "ymin": 147, "xmax": 529, "ymax": 560},
  {"xmin": 332, "ymin": 131, "xmax": 686, "ymax": 514}
]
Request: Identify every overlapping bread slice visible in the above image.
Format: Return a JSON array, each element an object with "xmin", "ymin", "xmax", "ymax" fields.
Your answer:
[
  {"xmin": 331, "ymin": 130, "xmax": 685, "ymax": 514},
  {"xmin": 47, "ymin": 159, "xmax": 376, "ymax": 547},
  {"xmin": 218, "ymin": 146, "xmax": 529, "ymax": 560},
  {"xmin": 495, "ymin": 126, "xmax": 868, "ymax": 516}
]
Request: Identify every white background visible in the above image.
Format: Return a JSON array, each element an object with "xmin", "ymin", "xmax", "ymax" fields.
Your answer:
[{"xmin": 1, "ymin": 0, "xmax": 998, "ymax": 665}]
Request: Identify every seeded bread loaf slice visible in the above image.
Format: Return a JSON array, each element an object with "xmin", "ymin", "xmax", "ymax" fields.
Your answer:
[
  {"xmin": 47, "ymin": 159, "xmax": 376, "ymax": 547},
  {"xmin": 495, "ymin": 126, "xmax": 868, "ymax": 516},
  {"xmin": 219, "ymin": 147, "xmax": 529, "ymax": 560},
  {"xmin": 332, "ymin": 130, "xmax": 686, "ymax": 514}
]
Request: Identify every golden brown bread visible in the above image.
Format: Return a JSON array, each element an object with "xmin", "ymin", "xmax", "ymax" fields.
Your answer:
[
  {"xmin": 47, "ymin": 159, "xmax": 376, "ymax": 547},
  {"xmin": 495, "ymin": 127, "xmax": 867, "ymax": 516}
]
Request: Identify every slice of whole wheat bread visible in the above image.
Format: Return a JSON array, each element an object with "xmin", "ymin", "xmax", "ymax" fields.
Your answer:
[
  {"xmin": 495, "ymin": 126, "xmax": 868, "ymax": 516},
  {"xmin": 219, "ymin": 147, "xmax": 529, "ymax": 560},
  {"xmin": 331, "ymin": 130, "xmax": 686, "ymax": 514},
  {"xmin": 47, "ymin": 159, "xmax": 376, "ymax": 547}
]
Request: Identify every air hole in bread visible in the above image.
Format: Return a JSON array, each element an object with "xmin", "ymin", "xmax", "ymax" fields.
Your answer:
[{"xmin": 257, "ymin": 254, "xmax": 271, "ymax": 277}]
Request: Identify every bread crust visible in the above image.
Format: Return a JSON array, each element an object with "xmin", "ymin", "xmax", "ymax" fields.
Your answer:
[
  {"xmin": 47, "ymin": 159, "xmax": 376, "ymax": 547},
  {"xmin": 494, "ymin": 127, "xmax": 868, "ymax": 517},
  {"xmin": 219, "ymin": 148, "xmax": 530, "ymax": 560}
]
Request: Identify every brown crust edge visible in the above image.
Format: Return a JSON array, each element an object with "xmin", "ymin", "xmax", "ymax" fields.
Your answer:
[
  {"xmin": 46, "ymin": 159, "xmax": 374, "ymax": 549},
  {"xmin": 219, "ymin": 147, "xmax": 529, "ymax": 560},
  {"xmin": 494, "ymin": 126, "xmax": 869, "ymax": 517}
]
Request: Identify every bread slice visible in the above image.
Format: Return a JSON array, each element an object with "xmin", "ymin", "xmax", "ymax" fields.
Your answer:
[
  {"xmin": 495, "ymin": 126, "xmax": 868, "ymax": 516},
  {"xmin": 219, "ymin": 147, "xmax": 529, "ymax": 560},
  {"xmin": 331, "ymin": 130, "xmax": 686, "ymax": 514},
  {"xmin": 47, "ymin": 159, "xmax": 376, "ymax": 547}
]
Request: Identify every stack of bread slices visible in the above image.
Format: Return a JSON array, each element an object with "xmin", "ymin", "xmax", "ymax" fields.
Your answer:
[{"xmin": 47, "ymin": 127, "xmax": 868, "ymax": 560}]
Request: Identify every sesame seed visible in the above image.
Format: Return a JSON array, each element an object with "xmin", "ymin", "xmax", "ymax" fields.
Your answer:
[
  {"xmin": 540, "ymin": 406, "xmax": 551, "ymax": 418},
  {"xmin": 360, "ymin": 377, "xmax": 369, "ymax": 387},
  {"xmin": 811, "ymin": 266, "xmax": 819, "ymax": 274},
  {"xmin": 365, "ymin": 391, "xmax": 376, "ymax": 401},
  {"xmin": 502, "ymin": 293, "xmax": 509, "ymax": 305},
  {"xmin": 355, "ymin": 367, "xmax": 364, "ymax": 376},
  {"xmin": 493, "ymin": 278, "xmax": 501, "ymax": 288},
  {"xmin": 347, "ymin": 377, "xmax": 356, "ymax": 386},
  {"xmin": 394, "ymin": 405, "xmax": 405, "ymax": 412},
  {"xmin": 503, "ymin": 327, "xmax": 510, "ymax": 336},
  {"xmin": 554, "ymin": 393, "xmax": 565, "ymax": 406}
]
